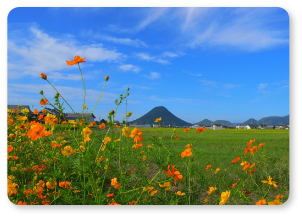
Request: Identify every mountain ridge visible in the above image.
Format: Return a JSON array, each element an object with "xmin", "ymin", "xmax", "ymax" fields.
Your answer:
[{"xmin": 128, "ymin": 106, "xmax": 289, "ymax": 126}]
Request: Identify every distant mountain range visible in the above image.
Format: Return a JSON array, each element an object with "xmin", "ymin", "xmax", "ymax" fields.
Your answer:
[{"xmin": 129, "ymin": 106, "xmax": 289, "ymax": 126}]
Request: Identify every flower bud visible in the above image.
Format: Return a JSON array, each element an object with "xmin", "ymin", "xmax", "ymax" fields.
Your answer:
[
  {"xmin": 109, "ymin": 110, "xmax": 115, "ymax": 115},
  {"xmin": 39, "ymin": 90, "xmax": 44, "ymax": 95},
  {"xmin": 127, "ymin": 87, "xmax": 130, "ymax": 91},
  {"xmin": 105, "ymin": 75, "xmax": 109, "ymax": 81},
  {"xmin": 40, "ymin": 73, "xmax": 47, "ymax": 80},
  {"xmin": 126, "ymin": 112, "xmax": 132, "ymax": 117}
]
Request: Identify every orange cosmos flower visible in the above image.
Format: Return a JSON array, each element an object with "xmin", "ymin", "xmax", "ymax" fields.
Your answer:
[
  {"xmin": 27, "ymin": 122, "xmax": 46, "ymax": 141},
  {"xmin": 231, "ymin": 183, "xmax": 238, "ymax": 188},
  {"xmin": 40, "ymin": 98, "xmax": 48, "ymax": 106},
  {"xmin": 196, "ymin": 127, "xmax": 206, "ymax": 133},
  {"xmin": 175, "ymin": 134, "xmax": 179, "ymax": 140},
  {"xmin": 231, "ymin": 157, "xmax": 240, "ymax": 163},
  {"xmin": 250, "ymin": 146, "xmax": 258, "ymax": 155},
  {"xmin": 40, "ymin": 73, "xmax": 47, "ymax": 80},
  {"xmin": 107, "ymin": 193, "xmax": 114, "ymax": 198},
  {"xmin": 132, "ymin": 143, "xmax": 143, "ymax": 149},
  {"xmin": 205, "ymin": 165, "xmax": 212, "ymax": 170},
  {"xmin": 99, "ymin": 123, "xmax": 106, "ymax": 129},
  {"xmin": 17, "ymin": 201, "xmax": 28, "ymax": 205},
  {"xmin": 275, "ymin": 195, "xmax": 284, "ymax": 200},
  {"xmin": 242, "ymin": 163, "xmax": 251, "ymax": 171},
  {"xmin": 181, "ymin": 147, "xmax": 192, "ymax": 158},
  {"xmin": 248, "ymin": 168, "xmax": 256, "ymax": 175},
  {"xmin": 111, "ymin": 178, "xmax": 121, "ymax": 189},
  {"xmin": 7, "ymin": 179, "xmax": 18, "ymax": 196},
  {"xmin": 61, "ymin": 121, "xmax": 67, "ymax": 124},
  {"xmin": 89, "ymin": 121, "xmax": 96, "ymax": 127},
  {"xmin": 129, "ymin": 200, "xmax": 137, "ymax": 205},
  {"xmin": 33, "ymin": 109, "xmax": 38, "ymax": 114},
  {"xmin": 46, "ymin": 181, "xmax": 57, "ymax": 189},
  {"xmin": 163, "ymin": 165, "xmax": 183, "ymax": 185},
  {"xmin": 258, "ymin": 143, "xmax": 265, "ymax": 149},
  {"xmin": 66, "ymin": 55, "xmax": 86, "ymax": 66},
  {"xmin": 129, "ymin": 128, "xmax": 143, "ymax": 143},
  {"xmin": 175, "ymin": 191, "xmax": 185, "ymax": 196},
  {"xmin": 108, "ymin": 202, "xmax": 121, "ymax": 205},
  {"xmin": 256, "ymin": 199, "xmax": 266, "ymax": 205},
  {"xmin": 207, "ymin": 187, "xmax": 217, "ymax": 195},
  {"xmin": 42, "ymin": 109, "xmax": 47, "ymax": 113},
  {"xmin": 38, "ymin": 114, "xmax": 44, "ymax": 120},
  {"xmin": 183, "ymin": 127, "xmax": 190, "ymax": 132},
  {"xmin": 219, "ymin": 191, "xmax": 231, "ymax": 205}
]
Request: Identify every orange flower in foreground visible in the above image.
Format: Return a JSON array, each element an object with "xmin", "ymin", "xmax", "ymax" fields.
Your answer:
[
  {"xmin": 66, "ymin": 55, "xmax": 86, "ymax": 66},
  {"xmin": 163, "ymin": 165, "xmax": 183, "ymax": 185},
  {"xmin": 46, "ymin": 181, "xmax": 57, "ymax": 189},
  {"xmin": 181, "ymin": 147, "xmax": 192, "ymax": 158},
  {"xmin": 17, "ymin": 201, "xmax": 28, "ymax": 205},
  {"xmin": 33, "ymin": 109, "xmax": 38, "ymax": 114},
  {"xmin": 175, "ymin": 134, "xmax": 179, "ymax": 140},
  {"xmin": 183, "ymin": 127, "xmax": 190, "ymax": 132},
  {"xmin": 231, "ymin": 183, "xmax": 238, "ymax": 188},
  {"xmin": 40, "ymin": 98, "xmax": 48, "ymax": 106},
  {"xmin": 27, "ymin": 123, "xmax": 46, "ymax": 141},
  {"xmin": 129, "ymin": 128, "xmax": 143, "ymax": 143},
  {"xmin": 129, "ymin": 200, "xmax": 137, "ymax": 205},
  {"xmin": 275, "ymin": 195, "xmax": 284, "ymax": 200},
  {"xmin": 108, "ymin": 202, "xmax": 121, "ymax": 205},
  {"xmin": 268, "ymin": 199, "xmax": 283, "ymax": 205},
  {"xmin": 231, "ymin": 157, "xmax": 240, "ymax": 163},
  {"xmin": 262, "ymin": 176, "xmax": 278, "ymax": 188}
]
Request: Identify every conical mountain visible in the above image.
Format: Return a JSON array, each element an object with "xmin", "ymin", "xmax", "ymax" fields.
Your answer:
[
  {"xmin": 258, "ymin": 115, "xmax": 289, "ymax": 126},
  {"xmin": 194, "ymin": 119, "xmax": 212, "ymax": 126},
  {"xmin": 129, "ymin": 106, "xmax": 191, "ymax": 126}
]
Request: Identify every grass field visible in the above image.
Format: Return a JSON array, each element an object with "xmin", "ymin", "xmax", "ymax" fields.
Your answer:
[{"xmin": 7, "ymin": 113, "xmax": 289, "ymax": 205}]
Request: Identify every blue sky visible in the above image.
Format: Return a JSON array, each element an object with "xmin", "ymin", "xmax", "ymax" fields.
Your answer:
[{"xmin": 7, "ymin": 7, "xmax": 289, "ymax": 123}]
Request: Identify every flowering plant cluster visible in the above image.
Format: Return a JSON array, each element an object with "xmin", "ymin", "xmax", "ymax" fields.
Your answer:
[{"xmin": 7, "ymin": 56, "xmax": 287, "ymax": 205}]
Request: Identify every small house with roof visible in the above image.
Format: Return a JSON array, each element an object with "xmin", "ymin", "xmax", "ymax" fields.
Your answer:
[{"xmin": 8, "ymin": 105, "xmax": 36, "ymax": 119}]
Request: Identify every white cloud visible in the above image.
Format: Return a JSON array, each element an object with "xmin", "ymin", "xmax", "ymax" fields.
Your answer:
[
  {"xmin": 144, "ymin": 72, "xmax": 161, "ymax": 80},
  {"xmin": 119, "ymin": 64, "xmax": 141, "ymax": 73},
  {"xmin": 8, "ymin": 27, "xmax": 123, "ymax": 79},
  {"xmin": 81, "ymin": 30, "xmax": 147, "ymax": 48},
  {"xmin": 134, "ymin": 52, "xmax": 170, "ymax": 65},
  {"xmin": 183, "ymin": 70, "xmax": 202, "ymax": 77},
  {"xmin": 258, "ymin": 83, "xmax": 269, "ymax": 92}
]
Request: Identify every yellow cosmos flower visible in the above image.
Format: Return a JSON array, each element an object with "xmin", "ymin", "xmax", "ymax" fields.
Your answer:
[
  {"xmin": 207, "ymin": 187, "xmax": 217, "ymax": 195},
  {"xmin": 154, "ymin": 117, "xmax": 162, "ymax": 122},
  {"xmin": 262, "ymin": 176, "xmax": 278, "ymax": 188},
  {"xmin": 219, "ymin": 191, "xmax": 231, "ymax": 205},
  {"xmin": 175, "ymin": 191, "xmax": 185, "ymax": 196}
]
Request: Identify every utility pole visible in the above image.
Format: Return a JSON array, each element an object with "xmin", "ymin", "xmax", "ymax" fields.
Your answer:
[{"xmin": 125, "ymin": 99, "xmax": 127, "ymax": 125}]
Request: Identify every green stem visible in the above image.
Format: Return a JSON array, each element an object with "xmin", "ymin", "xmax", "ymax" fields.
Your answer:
[
  {"xmin": 86, "ymin": 81, "xmax": 107, "ymax": 120},
  {"xmin": 78, "ymin": 63, "xmax": 86, "ymax": 120},
  {"xmin": 135, "ymin": 169, "xmax": 161, "ymax": 204},
  {"xmin": 98, "ymin": 152, "xmax": 112, "ymax": 204},
  {"xmin": 46, "ymin": 80, "xmax": 79, "ymax": 120}
]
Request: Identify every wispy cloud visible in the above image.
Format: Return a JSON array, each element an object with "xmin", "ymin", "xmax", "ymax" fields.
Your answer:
[
  {"xmin": 119, "ymin": 64, "xmax": 141, "ymax": 73},
  {"xmin": 8, "ymin": 27, "xmax": 123, "ymax": 79},
  {"xmin": 135, "ymin": 8, "xmax": 169, "ymax": 31},
  {"xmin": 177, "ymin": 8, "xmax": 289, "ymax": 52},
  {"xmin": 149, "ymin": 95, "xmax": 210, "ymax": 105},
  {"xmin": 81, "ymin": 30, "xmax": 147, "ymax": 48},
  {"xmin": 144, "ymin": 72, "xmax": 161, "ymax": 80},
  {"xmin": 183, "ymin": 70, "xmax": 202, "ymax": 77},
  {"xmin": 134, "ymin": 53, "xmax": 170, "ymax": 64},
  {"xmin": 8, "ymin": 83, "xmax": 119, "ymax": 104}
]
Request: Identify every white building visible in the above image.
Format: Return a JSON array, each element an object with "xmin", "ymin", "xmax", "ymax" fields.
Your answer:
[
  {"xmin": 236, "ymin": 125, "xmax": 246, "ymax": 129},
  {"xmin": 213, "ymin": 124, "xmax": 223, "ymax": 130}
]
